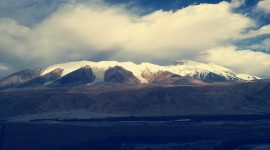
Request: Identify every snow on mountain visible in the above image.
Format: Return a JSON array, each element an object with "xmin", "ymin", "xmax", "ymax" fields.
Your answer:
[
  {"xmin": 40, "ymin": 60, "xmax": 260, "ymax": 83},
  {"xmin": 171, "ymin": 60, "xmax": 238, "ymax": 81},
  {"xmin": 236, "ymin": 74, "xmax": 261, "ymax": 81},
  {"xmin": 41, "ymin": 61, "xmax": 148, "ymax": 82}
]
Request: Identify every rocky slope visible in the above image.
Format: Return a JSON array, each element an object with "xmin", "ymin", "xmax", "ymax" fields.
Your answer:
[
  {"xmin": 104, "ymin": 66, "xmax": 140, "ymax": 84},
  {"xmin": 0, "ymin": 69, "xmax": 43, "ymax": 89},
  {"xmin": 54, "ymin": 65, "xmax": 96, "ymax": 86},
  {"xmin": 142, "ymin": 70, "xmax": 205, "ymax": 85},
  {"xmin": 20, "ymin": 68, "xmax": 63, "ymax": 87}
]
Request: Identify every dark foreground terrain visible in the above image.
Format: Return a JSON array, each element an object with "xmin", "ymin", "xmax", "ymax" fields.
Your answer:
[
  {"xmin": 1, "ymin": 116, "xmax": 270, "ymax": 150},
  {"xmin": 1, "ymin": 80, "xmax": 270, "ymax": 119}
]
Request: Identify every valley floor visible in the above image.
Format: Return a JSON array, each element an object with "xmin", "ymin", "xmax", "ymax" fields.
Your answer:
[{"xmin": 1, "ymin": 116, "xmax": 270, "ymax": 150}]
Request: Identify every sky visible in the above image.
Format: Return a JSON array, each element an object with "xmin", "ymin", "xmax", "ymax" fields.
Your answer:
[{"xmin": 0, "ymin": 0, "xmax": 270, "ymax": 78}]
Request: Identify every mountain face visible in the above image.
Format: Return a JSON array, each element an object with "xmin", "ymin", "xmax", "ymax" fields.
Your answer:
[
  {"xmin": 173, "ymin": 60, "xmax": 239, "ymax": 81},
  {"xmin": 0, "ymin": 60, "xmax": 261, "ymax": 89},
  {"xmin": 104, "ymin": 66, "xmax": 140, "ymax": 84},
  {"xmin": 142, "ymin": 70, "xmax": 205, "ymax": 85},
  {"xmin": 142, "ymin": 70, "xmax": 180, "ymax": 84},
  {"xmin": 54, "ymin": 65, "xmax": 95, "ymax": 86},
  {"xmin": 20, "ymin": 68, "xmax": 63, "ymax": 87},
  {"xmin": 193, "ymin": 72, "xmax": 228, "ymax": 82},
  {"xmin": 0, "ymin": 69, "xmax": 43, "ymax": 89}
]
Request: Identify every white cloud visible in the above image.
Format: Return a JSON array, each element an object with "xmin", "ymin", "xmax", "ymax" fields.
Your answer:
[
  {"xmin": 0, "ymin": 18, "xmax": 29, "ymax": 57},
  {"xmin": 0, "ymin": 2, "xmax": 253, "ymax": 63},
  {"xmin": 200, "ymin": 46, "xmax": 270, "ymax": 77},
  {"xmin": 256, "ymin": 0, "xmax": 270, "ymax": 13},
  {"xmin": 0, "ymin": 63, "xmax": 9, "ymax": 72},
  {"xmin": 231, "ymin": 0, "xmax": 245, "ymax": 8},
  {"xmin": 244, "ymin": 24, "xmax": 270, "ymax": 38}
]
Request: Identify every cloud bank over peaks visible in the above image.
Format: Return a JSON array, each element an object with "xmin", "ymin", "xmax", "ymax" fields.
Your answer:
[
  {"xmin": 200, "ymin": 46, "xmax": 270, "ymax": 78},
  {"xmin": 0, "ymin": 0, "xmax": 269, "ymax": 78},
  {"xmin": 0, "ymin": 1, "xmax": 253, "ymax": 59}
]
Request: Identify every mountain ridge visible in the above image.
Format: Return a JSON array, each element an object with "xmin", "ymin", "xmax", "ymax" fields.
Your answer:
[{"xmin": 0, "ymin": 60, "xmax": 261, "ymax": 89}]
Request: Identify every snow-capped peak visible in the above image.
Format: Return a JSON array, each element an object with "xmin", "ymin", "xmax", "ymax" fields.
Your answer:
[
  {"xmin": 171, "ymin": 60, "xmax": 237, "ymax": 80},
  {"xmin": 40, "ymin": 60, "xmax": 260, "ymax": 83}
]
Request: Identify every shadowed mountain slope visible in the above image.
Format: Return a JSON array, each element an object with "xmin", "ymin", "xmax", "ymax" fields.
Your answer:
[
  {"xmin": 55, "ymin": 65, "xmax": 96, "ymax": 86},
  {"xmin": 104, "ymin": 66, "xmax": 140, "ymax": 84},
  {"xmin": 20, "ymin": 68, "xmax": 63, "ymax": 87},
  {"xmin": 0, "ymin": 69, "xmax": 42, "ymax": 89}
]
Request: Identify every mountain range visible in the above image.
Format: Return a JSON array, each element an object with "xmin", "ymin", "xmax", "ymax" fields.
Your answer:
[
  {"xmin": 0, "ymin": 60, "xmax": 269, "ymax": 121},
  {"xmin": 0, "ymin": 60, "xmax": 261, "ymax": 89}
]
